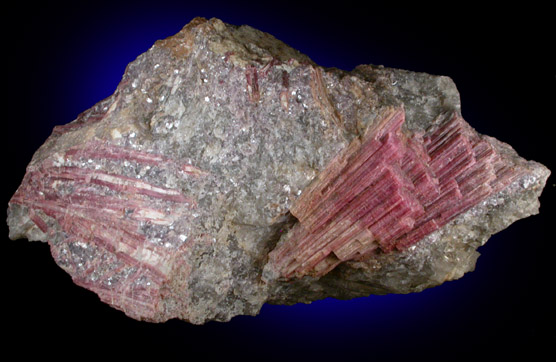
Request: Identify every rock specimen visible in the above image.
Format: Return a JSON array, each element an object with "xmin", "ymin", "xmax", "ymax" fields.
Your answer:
[{"xmin": 7, "ymin": 17, "xmax": 550, "ymax": 324}]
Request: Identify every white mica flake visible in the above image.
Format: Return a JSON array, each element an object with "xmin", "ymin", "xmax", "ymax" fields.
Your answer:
[
  {"xmin": 111, "ymin": 129, "xmax": 122, "ymax": 139},
  {"xmin": 283, "ymin": 184, "xmax": 291, "ymax": 193},
  {"xmin": 146, "ymin": 97, "xmax": 153, "ymax": 103},
  {"xmin": 204, "ymin": 96, "xmax": 210, "ymax": 102},
  {"xmin": 174, "ymin": 69, "xmax": 179, "ymax": 74},
  {"xmin": 154, "ymin": 63, "xmax": 160, "ymax": 69},
  {"xmin": 520, "ymin": 175, "xmax": 537, "ymax": 189},
  {"xmin": 76, "ymin": 241, "xmax": 88, "ymax": 249},
  {"xmin": 179, "ymin": 234, "xmax": 188, "ymax": 242},
  {"xmin": 52, "ymin": 153, "xmax": 65, "ymax": 167}
]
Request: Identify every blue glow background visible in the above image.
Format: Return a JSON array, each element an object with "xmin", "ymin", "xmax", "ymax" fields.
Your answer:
[{"xmin": 3, "ymin": 1, "xmax": 554, "ymax": 358}]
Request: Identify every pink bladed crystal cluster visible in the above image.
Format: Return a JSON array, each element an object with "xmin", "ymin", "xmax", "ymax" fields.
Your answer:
[
  {"xmin": 9, "ymin": 140, "xmax": 205, "ymax": 319},
  {"xmin": 267, "ymin": 107, "xmax": 523, "ymax": 279}
]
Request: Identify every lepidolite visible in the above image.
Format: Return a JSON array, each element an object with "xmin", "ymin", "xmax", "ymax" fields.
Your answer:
[{"xmin": 7, "ymin": 17, "xmax": 550, "ymax": 324}]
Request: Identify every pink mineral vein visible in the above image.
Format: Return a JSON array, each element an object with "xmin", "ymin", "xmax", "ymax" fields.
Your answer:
[
  {"xmin": 9, "ymin": 140, "xmax": 205, "ymax": 320},
  {"xmin": 267, "ymin": 107, "xmax": 524, "ymax": 279}
]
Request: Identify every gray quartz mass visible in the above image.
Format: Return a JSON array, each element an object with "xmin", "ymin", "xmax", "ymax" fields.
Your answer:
[{"xmin": 7, "ymin": 17, "xmax": 550, "ymax": 323}]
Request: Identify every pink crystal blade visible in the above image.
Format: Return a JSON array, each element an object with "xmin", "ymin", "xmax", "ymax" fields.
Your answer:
[
  {"xmin": 9, "ymin": 140, "xmax": 203, "ymax": 319},
  {"xmin": 267, "ymin": 108, "xmax": 523, "ymax": 279}
]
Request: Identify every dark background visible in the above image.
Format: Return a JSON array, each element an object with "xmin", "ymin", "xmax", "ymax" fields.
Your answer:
[{"xmin": 3, "ymin": 1, "xmax": 554, "ymax": 359}]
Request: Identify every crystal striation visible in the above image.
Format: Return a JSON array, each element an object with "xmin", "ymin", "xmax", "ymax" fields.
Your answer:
[
  {"xmin": 265, "ymin": 108, "xmax": 526, "ymax": 280},
  {"xmin": 7, "ymin": 17, "xmax": 550, "ymax": 323}
]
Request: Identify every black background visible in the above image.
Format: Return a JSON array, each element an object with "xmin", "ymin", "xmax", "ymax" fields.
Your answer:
[{"xmin": 3, "ymin": 1, "xmax": 554, "ymax": 359}]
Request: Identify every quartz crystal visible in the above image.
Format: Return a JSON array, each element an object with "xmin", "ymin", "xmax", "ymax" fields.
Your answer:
[{"xmin": 7, "ymin": 17, "xmax": 550, "ymax": 324}]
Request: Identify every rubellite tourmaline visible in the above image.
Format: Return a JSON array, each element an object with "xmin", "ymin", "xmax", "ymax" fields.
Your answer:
[
  {"xmin": 9, "ymin": 140, "xmax": 205, "ymax": 319},
  {"xmin": 265, "ymin": 107, "xmax": 524, "ymax": 279},
  {"xmin": 7, "ymin": 17, "xmax": 550, "ymax": 323}
]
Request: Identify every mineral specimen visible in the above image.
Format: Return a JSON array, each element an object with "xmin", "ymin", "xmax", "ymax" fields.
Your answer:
[
  {"xmin": 265, "ymin": 109, "xmax": 527, "ymax": 280},
  {"xmin": 7, "ymin": 17, "xmax": 550, "ymax": 324}
]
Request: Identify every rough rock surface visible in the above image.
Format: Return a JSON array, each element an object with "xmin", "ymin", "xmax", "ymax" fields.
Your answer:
[{"xmin": 7, "ymin": 17, "xmax": 550, "ymax": 324}]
